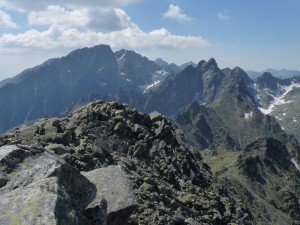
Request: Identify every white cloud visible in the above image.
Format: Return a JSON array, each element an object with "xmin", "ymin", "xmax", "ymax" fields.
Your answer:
[
  {"xmin": 163, "ymin": 4, "xmax": 191, "ymax": 22},
  {"xmin": 88, "ymin": 8, "xmax": 136, "ymax": 30},
  {"xmin": 0, "ymin": 25, "xmax": 210, "ymax": 50},
  {"xmin": 28, "ymin": 5, "xmax": 89, "ymax": 27},
  {"xmin": 0, "ymin": 0, "xmax": 141, "ymax": 11},
  {"xmin": 28, "ymin": 5, "xmax": 136, "ymax": 31},
  {"xmin": 0, "ymin": 9, "xmax": 17, "ymax": 28},
  {"xmin": 218, "ymin": 9, "xmax": 230, "ymax": 21}
]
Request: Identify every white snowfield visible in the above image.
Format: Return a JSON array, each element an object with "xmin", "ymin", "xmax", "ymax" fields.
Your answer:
[
  {"xmin": 291, "ymin": 158, "xmax": 300, "ymax": 172},
  {"xmin": 257, "ymin": 82, "xmax": 300, "ymax": 114},
  {"xmin": 141, "ymin": 70, "xmax": 170, "ymax": 93},
  {"xmin": 244, "ymin": 111, "xmax": 253, "ymax": 119}
]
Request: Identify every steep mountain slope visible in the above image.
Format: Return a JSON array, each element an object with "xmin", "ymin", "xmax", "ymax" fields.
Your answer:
[
  {"xmin": 144, "ymin": 59, "xmax": 224, "ymax": 116},
  {"xmin": 175, "ymin": 102, "xmax": 239, "ymax": 150},
  {"xmin": 0, "ymin": 100, "xmax": 253, "ymax": 224},
  {"xmin": 203, "ymin": 138, "xmax": 300, "ymax": 225},
  {"xmin": 0, "ymin": 45, "xmax": 123, "ymax": 133},
  {"xmin": 249, "ymin": 73, "xmax": 300, "ymax": 140},
  {"xmin": 209, "ymin": 68, "xmax": 295, "ymax": 149},
  {"xmin": 154, "ymin": 58, "xmax": 181, "ymax": 73},
  {"xmin": 115, "ymin": 50, "xmax": 172, "ymax": 92},
  {"xmin": 148, "ymin": 64, "xmax": 295, "ymax": 150},
  {"xmin": 0, "ymin": 45, "xmax": 174, "ymax": 134}
]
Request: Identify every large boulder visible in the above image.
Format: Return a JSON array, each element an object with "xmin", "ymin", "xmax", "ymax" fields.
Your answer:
[
  {"xmin": 82, "ymin": 165, "xmax": 138, "ymax": 225},
  {"xmin": 0, "ymin": 145, "xmax": 100, "ymax": 225}
]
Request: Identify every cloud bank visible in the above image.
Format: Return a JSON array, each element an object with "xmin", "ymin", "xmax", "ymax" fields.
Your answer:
[
  {"xmin": 0, "ymin": 25, "xmax": 210, "ymax": 50},
  {"xmin": 0, "ymin": 3, "xmax": 210, "ymax": 52}
]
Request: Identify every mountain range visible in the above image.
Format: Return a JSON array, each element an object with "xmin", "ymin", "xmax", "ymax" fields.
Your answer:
[
  {"xmin": 1, "ymin": 44, "xmax": 300, "ymax": 224},
  {"xmin": 247, "ymin": 68, "xmax": 300, "ymax": 79}
]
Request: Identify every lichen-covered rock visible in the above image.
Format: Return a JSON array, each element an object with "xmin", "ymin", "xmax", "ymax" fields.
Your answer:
[
  {"xmin": 45, "ymin": 143, "xmax": 69, "ymax": 155},
  {"xmin": 82, "ymin": 165, "xmax": 137, "ymax": 225},
  {"xmin": 0, "ymin": 145, "xmax": 98, "ymax": 225}
]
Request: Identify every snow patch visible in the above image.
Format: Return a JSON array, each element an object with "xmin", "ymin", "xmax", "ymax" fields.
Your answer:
[
  {"xmin": 244, "ymin": 111, "xmax": 253, "ymax": 119},
  {"xmin": 258, "ymin": 82, "xmax": 300, "ymax": 114},
  {"xmin": 98, "ymin": 67, "xmax": 104, "ymax": 73},
  {"xmin": 140, "ymin": 69, "xmax": 170, "ymax": 93},
  {"xmin": 24, "ymin": 106, "xmax": 34, "ymax": 123},
  {"xmin": 282, "ymin": 82, "xmax": 300, "ymax": 94},
  {"xmin": 293, "ymin": 117, "xmax": 297, "ymax": 122},
  {"xmin": 118, "ymin": 52, "xmax": 126, "ymax": 62},
  {"xmin": 281, "ymin": 126, "xmax": 285, "ymax": 131},
  {"xmin": 291, "ymin": 158, "xmax": 300, "ymax": 171},
  {"xmin": 34, "ymin": 87, "xmax": 38, "ymax": 97},
  {"xmin": 247, "ymin": 83, "xmax": 259, "ymax": 104},
  {"xmin": 142, "ymin": 80, "xmax": 161, "ymax": 93}
]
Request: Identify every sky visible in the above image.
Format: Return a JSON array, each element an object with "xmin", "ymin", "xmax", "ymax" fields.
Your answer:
[{"xmin": 0, "ymin": 0, "xmax": 299, "ymax": 80}]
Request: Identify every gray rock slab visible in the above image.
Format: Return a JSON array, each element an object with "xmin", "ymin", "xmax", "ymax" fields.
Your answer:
[{"xmin": 82, "ymin": 165, "xmax": 137, "ymax": 225}]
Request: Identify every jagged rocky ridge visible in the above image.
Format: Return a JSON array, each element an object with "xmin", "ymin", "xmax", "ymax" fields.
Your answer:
[
  {"xmin": 1, "ymin": 44, "xmax": 300, "ymax": 147},
  {"xmin": 203, "ymin": 138, "xmax": 300, "ymax": 225},
  {"xmin": 0, "ymin": 100, "xmax": 253, "ymax": 224},
  {"xmin": 174, "ymin": 67, "xmax": 297, "ymax": 150},
  {"xmin": 0, "ymin": 45, "xmax": 174, "ymax": 134}
]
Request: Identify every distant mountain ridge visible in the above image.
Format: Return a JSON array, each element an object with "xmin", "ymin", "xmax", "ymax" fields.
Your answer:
[
  {"xmin": 0, "ymin": 45, "xmax": 178, "ymax": 133},
  {"xmin": 0, "ymin": 43, "xmax": 300, "ymax": 146},
  {"xmin": 247, "ymin": 68, "xmax": 300, "ymax": 79},
  {"xmin": 1, "ymin": 44, "xmax": 300, "ymax": 224},
  {"xmin": 154, "ymin": 58, "xmax": 197, "ymax": 73}
]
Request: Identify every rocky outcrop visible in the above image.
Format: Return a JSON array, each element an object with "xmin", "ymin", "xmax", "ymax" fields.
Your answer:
[
  {"xmin": 207, "ymin": 138, "xmax": 300, "ymax": 225},
  {"xmin": 0, "ymin": 145, "xmax": 97, "ymax": 225},
  {"xmin": 82, "ymin": 165, "xmax": 137, "ymax": 225},
  {"xmin": 0, "ymin": 100, "xmax": 253, "ymax": 224},
  {"xmin": 0, "ymin": 144, "xmax": 138, "ymax": 225}
]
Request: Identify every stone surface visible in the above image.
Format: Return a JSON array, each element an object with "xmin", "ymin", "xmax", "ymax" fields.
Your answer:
[
  {"xmin": 45, "ymin": 143, "xmax": 68, "ymax": 155},
  {"xmin": 0, "ymin": 145, "xmax": 98, "ymax": 225},
  {"xmin": 82, "ymin": 165, "xmax": 137, "ymax": 225}
]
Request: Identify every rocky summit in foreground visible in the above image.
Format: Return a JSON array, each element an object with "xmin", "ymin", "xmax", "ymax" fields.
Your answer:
[{"xmin": 0, "ymin": 100, "xmax": 252, "ymax": 224}]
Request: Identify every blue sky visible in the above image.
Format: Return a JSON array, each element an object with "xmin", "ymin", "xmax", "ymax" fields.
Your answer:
[{"xmin": 0, "ymin": 0, "xmax": 299, "ymax": 80}]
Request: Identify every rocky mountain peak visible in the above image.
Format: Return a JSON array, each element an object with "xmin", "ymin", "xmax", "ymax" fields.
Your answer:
[
  {"xmin": 230, "ymin": 66, "xmax": 253, "ymax": 86},
  {"xmin": 256, "ymin": 72, "xmax": 279, "ymax": 90},
  {"xmin": 115, "ymin": 49, "xmax": 171, "ymax": 90},
  {"xmin": 154, "ymin": 58, "xmax": 169, "ymax": 67},
  {"xmin": 196, "ymin": 60, "xmax": 206, "ymax": 69},
  {"xmin": 205, "ymin": 58, "xmax": 218, "ymax": 70},
  {"xmin": 68, "ymin": 44, "xmax": 113, "ymax": 57}
]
